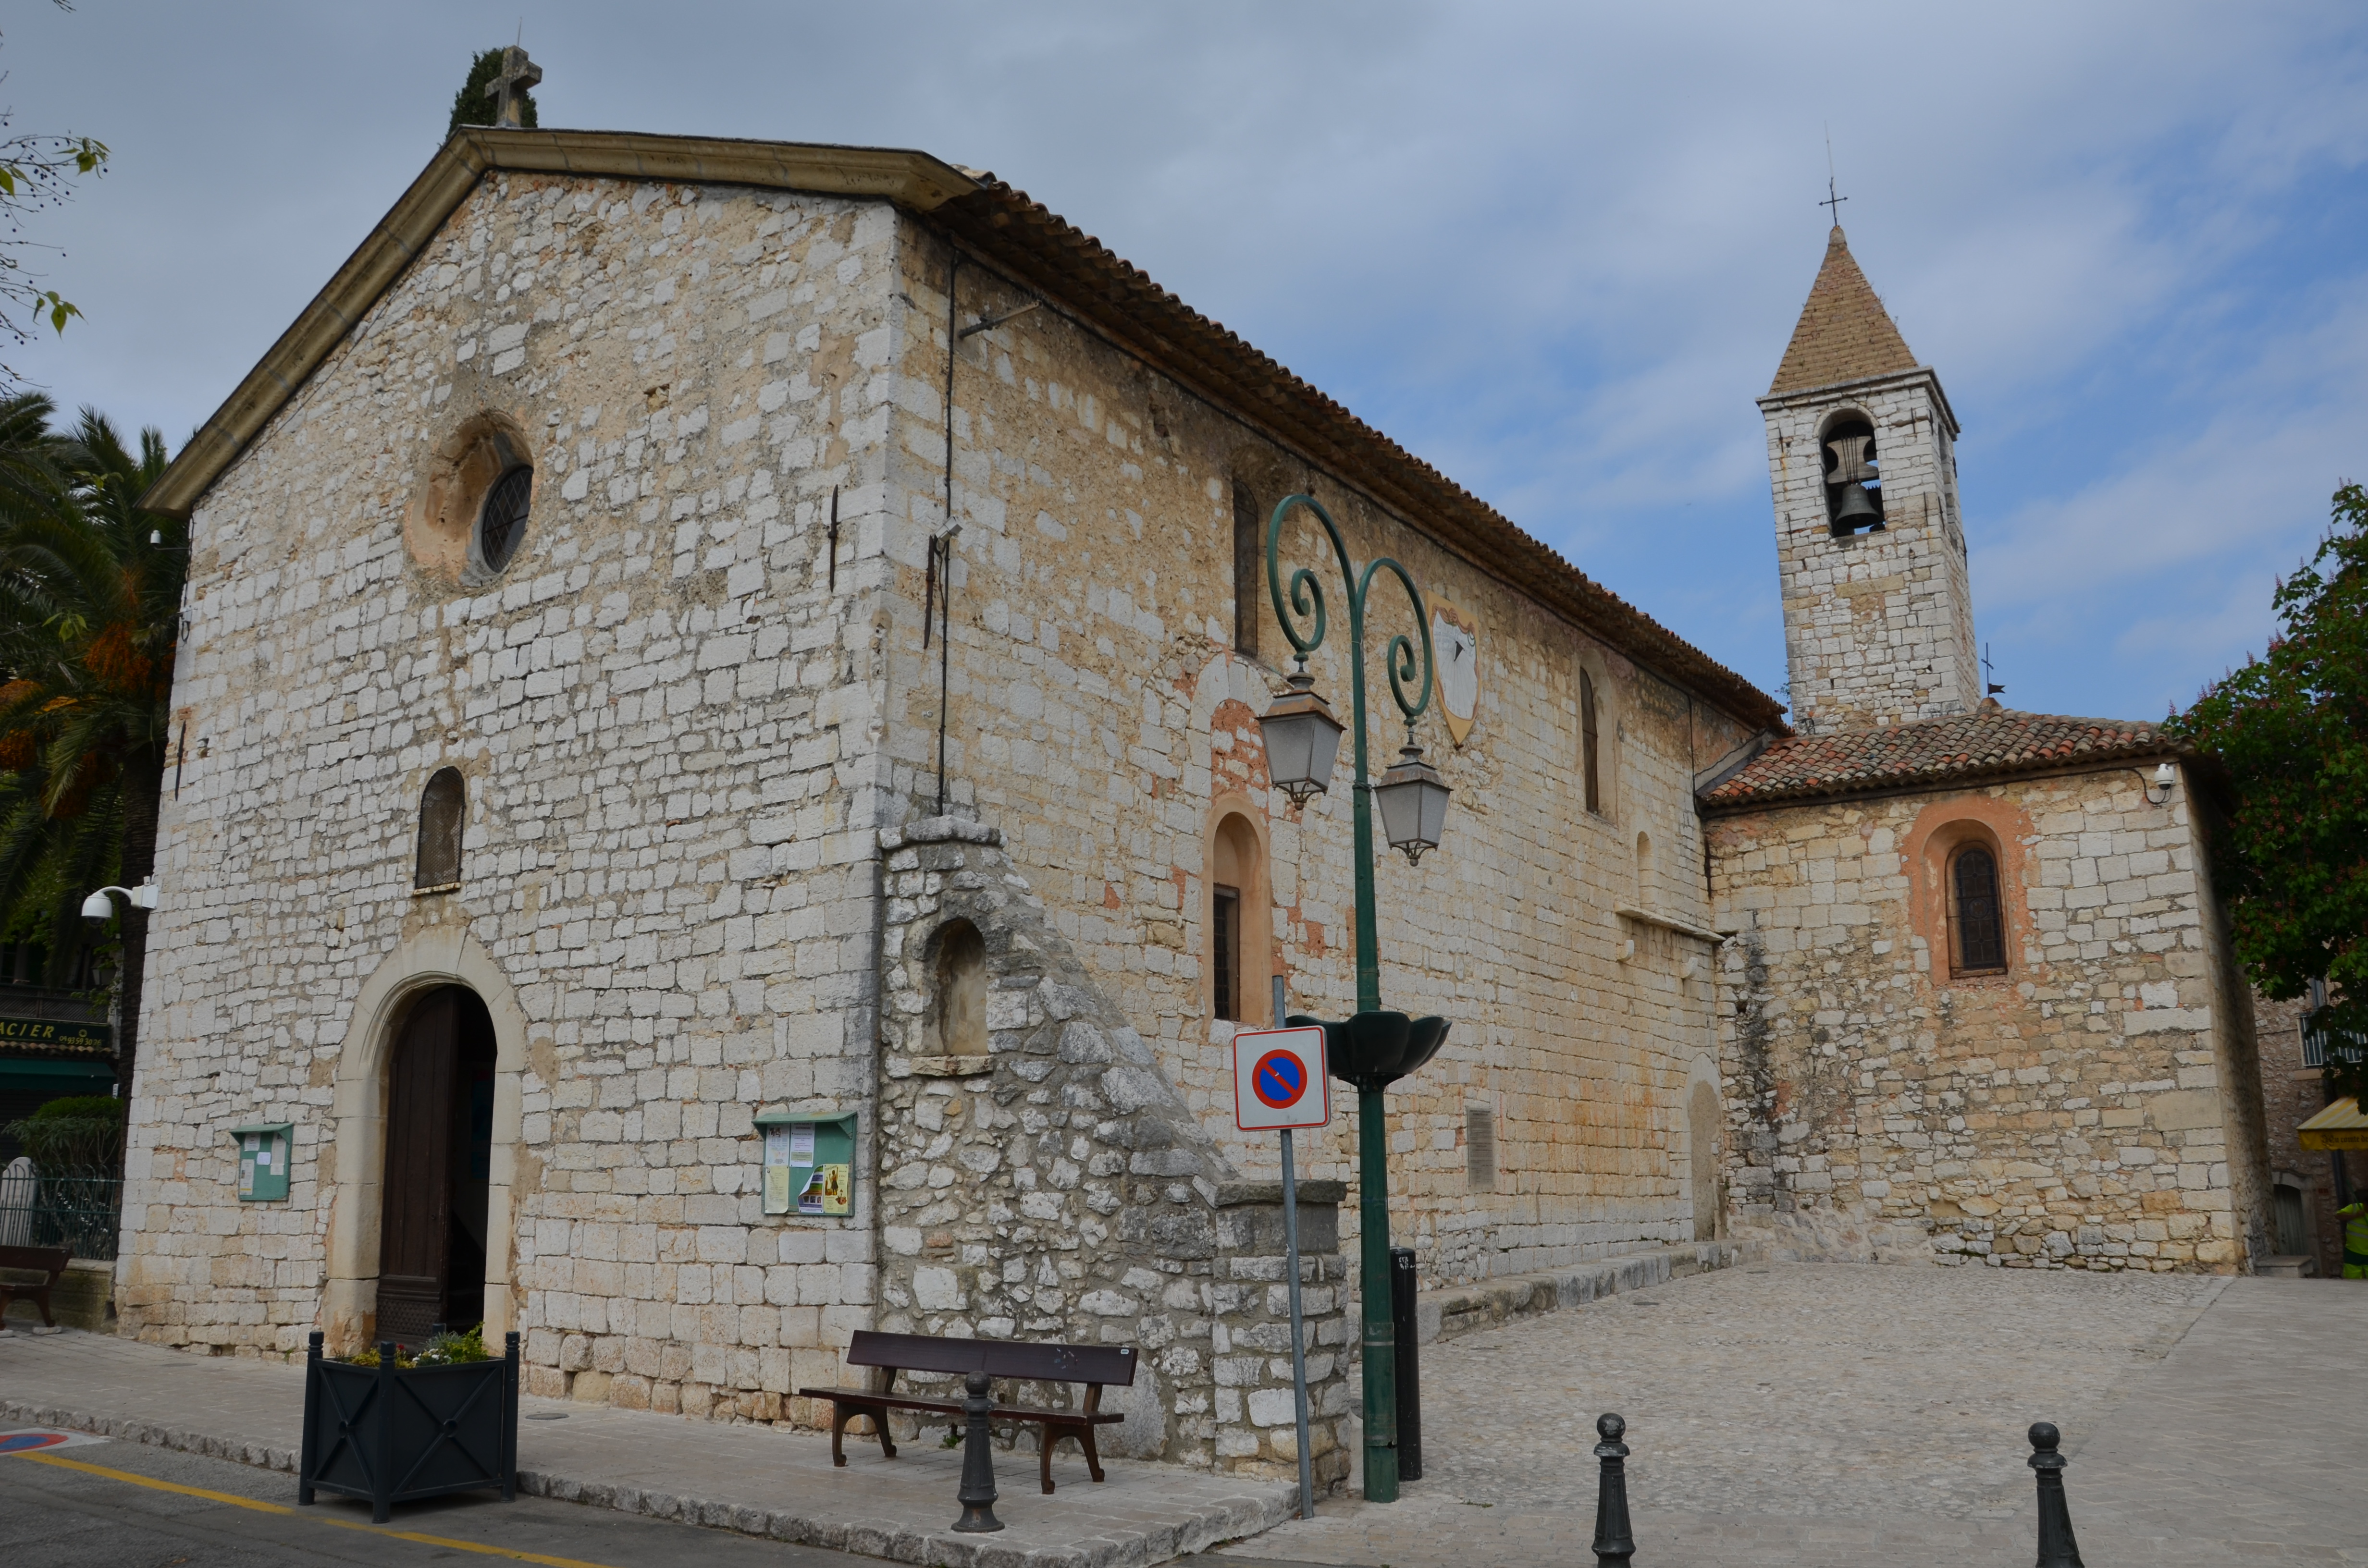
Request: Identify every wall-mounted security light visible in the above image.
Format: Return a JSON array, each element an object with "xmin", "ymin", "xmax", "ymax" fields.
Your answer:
[{"xmin": 82, "ymin": 881, "xmax": 160, "ymax": 923}]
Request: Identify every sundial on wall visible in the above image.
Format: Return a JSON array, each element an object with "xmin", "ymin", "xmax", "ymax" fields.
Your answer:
[{"xmin": 1429, "ymin": 599, "xmax": 1479, "ymax": 747}]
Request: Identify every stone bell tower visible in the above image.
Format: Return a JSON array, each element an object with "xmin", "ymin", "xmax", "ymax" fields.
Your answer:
[{"xmin": 1758, "ymin": 226, "xmax": 1977, "ymax": 731}]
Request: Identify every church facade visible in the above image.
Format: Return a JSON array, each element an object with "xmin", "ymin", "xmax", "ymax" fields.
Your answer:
[
  {"xmin": 119, "ymin": 128, "xmax": 1776, "ymax": 1475},
  {"xmin": 115, "ymin": 125, "xmax": 2273, "ymax": 1476},
  {"xmin": 1701, "ymin": 229, "xmax": 2273, "ymax": 1272}
]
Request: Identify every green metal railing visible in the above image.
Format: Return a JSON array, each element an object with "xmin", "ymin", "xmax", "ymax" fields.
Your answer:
[{"xmin": 0, "ymin": 1163, "xmax": 123, "ymax": 1261}]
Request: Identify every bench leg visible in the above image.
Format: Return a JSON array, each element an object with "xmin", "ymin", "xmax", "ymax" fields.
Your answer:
[
  {"xmin": 1079, "ymin": 1422, "xmax": 1105, "ymax": 1484},
  {"xmin": 1040, "ymin": 1425, "xmax": 1056, "ymax": 1496},
  {"xmin": 830, "ymin": 1403, "xmax": 900, "ymax": 1465}
]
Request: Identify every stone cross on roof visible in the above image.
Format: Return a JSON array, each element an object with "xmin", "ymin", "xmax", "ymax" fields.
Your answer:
[{"xmin": 492, "ymin": 46, "xmax": 541, "ymax": 129}]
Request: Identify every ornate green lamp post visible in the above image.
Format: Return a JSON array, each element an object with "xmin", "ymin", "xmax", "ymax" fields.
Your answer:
[{"xmin": 1255, "ymin": 493, "xmax": 1451, "ymax": 1504}]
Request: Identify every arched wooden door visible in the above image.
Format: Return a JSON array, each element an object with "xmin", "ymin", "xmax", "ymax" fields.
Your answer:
[{"xmin": 377, "ymin": 986, "xmax": 496, "ymax": 1342}]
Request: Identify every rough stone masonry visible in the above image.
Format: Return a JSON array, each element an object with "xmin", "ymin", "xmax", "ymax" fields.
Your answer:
[{"xmin": 122, "ymin": 127, "xmax": 1777, "ymax": 1482}]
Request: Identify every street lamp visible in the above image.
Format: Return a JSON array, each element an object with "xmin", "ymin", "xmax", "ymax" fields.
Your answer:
[
  {"xmin": 1255, "ymin": 492, "xmax": 1449, "ymax": 1504},
  {"xmin": 1373, "ymin": 736, "xmax": 1450, "ymax": 865},
  {"xmin": 81, "ymin": 881, "xmax": 160, "ymax": 922},
  {"xmin": 1257, "ymin": 667, "xmax": 1345, "ymax": 810}
]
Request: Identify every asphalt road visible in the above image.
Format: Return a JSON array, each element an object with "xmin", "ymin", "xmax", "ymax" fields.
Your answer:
[{"xmin": 2, "ymin": 1433, "xmax": 876, "ymax": 1568}]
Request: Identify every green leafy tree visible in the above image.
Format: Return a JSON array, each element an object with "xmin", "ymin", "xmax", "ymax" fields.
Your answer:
[
  {"xmin": 446, "ymin": 47, "xmax": 539, "ymax": 140},
  {"xmin": 2170, "ymin": 482, "xmax": 2368, "ymax": 1101},
  {"xmin": 3, "ymin": 1090, "xmax": 123, "ymax": 1166},
  {"xmin": 0, "ymin": 393, "xmax": 183, "ymax": 1099}
]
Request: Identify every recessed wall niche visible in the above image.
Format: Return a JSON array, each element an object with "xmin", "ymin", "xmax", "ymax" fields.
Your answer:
[{"xmin": 404, "ymin": 413, "xmax": 537, "ymax": 586}]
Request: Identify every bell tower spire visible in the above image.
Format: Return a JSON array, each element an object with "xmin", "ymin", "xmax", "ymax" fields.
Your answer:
[{"xmin": 1758, "ymin": 225, "xmax": 1976, "ymax": 731}]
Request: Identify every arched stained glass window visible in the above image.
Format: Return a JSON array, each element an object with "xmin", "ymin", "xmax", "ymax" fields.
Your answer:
[
  {"xmin": 416, "ymin": 768, "xmax": 465, "ymax": 890},
  {"xmin": 1231, "ymin": 478, "xmax": 1261, "ymax": 660},
  {"xmin": 1950, "ymin": 844, "xmax": 2005, "ymax": 974},
  {"xmin": 1580, "ymin": 671, "xmax": 1602, "ymax": 815}
]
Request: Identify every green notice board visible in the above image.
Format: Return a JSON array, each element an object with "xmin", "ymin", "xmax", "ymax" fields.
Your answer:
[
  {"xmin": 230, "ymin": 1122, "xmax": 293, "ymax": 1202},
  {"xmin": 754, "ymin": 1111, "xmax": 855, "ymax": 1217}
]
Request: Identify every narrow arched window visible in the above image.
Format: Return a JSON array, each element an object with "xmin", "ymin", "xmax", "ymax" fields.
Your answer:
[
  {"xmin": 1210, "ymin": 812, "xmax": 1264, "ymax": 1023},
  {"xmin": 415, "ymin": 768, "xmax": 465, "ymax": 890},
  {"xmin": 1232, "ymin": 478, "xmax": 1261, "ymax": 659},
  {"xmin": 1580, "ymin": 671, "xmax": 1602, "ymax": 815},
  {"xmin": 932, "ymin": 919, "xmax": 988, "ymax": 1057},
  {"xmin": 1634, "ymin": 829, "xmax": 1654, "ymax": 909},
  {"xmin": 1950, "ymin": 844, "xmax": 2006, "ymax": 974}
]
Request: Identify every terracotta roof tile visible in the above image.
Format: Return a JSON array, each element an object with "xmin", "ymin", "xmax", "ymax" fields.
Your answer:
[
  {"xmin": 1700, "ymin": 705, "xmax": 2182, "ymax": 809},
  {"xmin": 1767, "ymin": 227, "xmax": 1919, "ymax": 397}
]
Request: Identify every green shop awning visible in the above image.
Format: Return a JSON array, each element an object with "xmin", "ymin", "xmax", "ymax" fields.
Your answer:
[{"xmin": 0, "ymin": 1055, "xmax": 116, "ymax": 1089}]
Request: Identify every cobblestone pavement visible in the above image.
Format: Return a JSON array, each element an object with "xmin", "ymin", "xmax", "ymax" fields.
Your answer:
[{"xmin": 1213, "ymin": 1263, "xmax": 2368, "ymax": 1567}]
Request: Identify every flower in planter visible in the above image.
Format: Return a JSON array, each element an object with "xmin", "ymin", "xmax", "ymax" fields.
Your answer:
[
  {"xmin": 338, "ymin": 1323, "xmax": 491, "ymax": 1369},
  {"xmin": 414, "ymin": 1323, "xmax": 491, "ymax": 1367}
]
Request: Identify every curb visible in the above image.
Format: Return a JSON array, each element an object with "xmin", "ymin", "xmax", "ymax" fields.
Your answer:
[
  {"xmin": 0, "ymin": 1390, "xmax": 1296, "ymax": 1568},
  {"xmin": 1416, "ymin": 1240, "xmax": 1760, "ymax": 1346}
]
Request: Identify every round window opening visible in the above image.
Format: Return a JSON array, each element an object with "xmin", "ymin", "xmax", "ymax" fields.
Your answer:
[{"xmin": 478, "ymin": 464, "xmax": 533, "ymax": 574}]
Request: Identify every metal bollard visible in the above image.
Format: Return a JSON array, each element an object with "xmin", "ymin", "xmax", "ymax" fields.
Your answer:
[
  {"xmin": 1591, "ymin": 1412, "xmax": 1635, "ymax": 1565},
  {"xmin": 1390, "ymin": 1246, "xmax": 1422, "ymax": 1482},
  {"xmin": 2028, "ymin": 1422, "xmax": 2084, "ymax": 1568},
  {"xmin": 951, "ymin": 1370, "xmax": 1004, "ymax": 1533}
]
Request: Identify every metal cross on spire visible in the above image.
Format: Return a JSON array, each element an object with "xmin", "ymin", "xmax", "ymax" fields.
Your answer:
[
  {"xmin": 1821, "ymin": 126, "xmax": 1847, "ymax": 226},
  {"xmin": 492, "ymin": 45, "xmax": 541, "ymax": 129}
]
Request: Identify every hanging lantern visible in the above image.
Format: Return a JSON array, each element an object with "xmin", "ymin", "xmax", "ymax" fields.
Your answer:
[
  {"xmin": 1257, "ymin": 665, "xmax": 1345, "ymax": 809},
  {"xmin": 1374, "ymin": 735, "xmax": 1450, "ymax": 864}
]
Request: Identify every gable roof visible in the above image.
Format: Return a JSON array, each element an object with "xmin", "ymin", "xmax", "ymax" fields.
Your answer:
[
  {"xmin": 1699, "ymin": 703, "xmax": 2183, "ymax": 811},
  {"xmin": 141, "ymin": 127, "xmax": 1785, "ymax": 734},
  {"xmin": 1767, "ymin": 226, "xmax": 1920, "ymax": 397}
]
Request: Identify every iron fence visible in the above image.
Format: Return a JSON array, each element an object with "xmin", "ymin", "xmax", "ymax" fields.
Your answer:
[{"xmin": 0, "ymin": 1160, "xmax": 123, "ymax": 1260}]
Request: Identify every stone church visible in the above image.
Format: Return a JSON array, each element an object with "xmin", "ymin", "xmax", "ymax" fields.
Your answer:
[{"xmin": 114, "ymin": 120, "xmax": 2269, "ymax": 1481}]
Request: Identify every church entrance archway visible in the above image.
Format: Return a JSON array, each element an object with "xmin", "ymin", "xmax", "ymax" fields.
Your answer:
[{"xmin": 376, "ymin": 985, "xmax": 497, "ymax": 1341}]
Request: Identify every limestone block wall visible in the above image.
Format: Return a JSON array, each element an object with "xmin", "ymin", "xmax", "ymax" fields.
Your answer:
[
  {"xmin": 2249, "ymin": 988, "xmax": 2351, "ymax": 1277},
  {"xmin": 124, "ymin": 170, "xmax": 904, "ymax": 1384},
  {"xmin": 875, "ymin": 214, "xmax": 1763, "ymax": 1291},
  {"xmin": 872, "ymin": 819, "xmax": 1350, "ymax": 1482},
  {"xmin": 1707, "ymin": 764, "xmax": 2273, "ymax": 1272},
  {"xmin": 1761, "ymin": 372, "xmax": 1978, "ymax": 730}
]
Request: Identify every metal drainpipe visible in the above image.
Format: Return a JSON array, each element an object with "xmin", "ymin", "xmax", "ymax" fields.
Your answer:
[{"xmin": 935, "ymin": 249, "xmax": 960, "ymax": 816}]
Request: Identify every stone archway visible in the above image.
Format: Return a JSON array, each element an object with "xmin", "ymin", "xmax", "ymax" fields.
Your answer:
[{"xmin": 321, "ymin": 929, "xmax": 529, "ymax": 1352}]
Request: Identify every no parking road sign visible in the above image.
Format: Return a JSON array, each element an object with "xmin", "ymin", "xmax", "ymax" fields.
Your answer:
[{"xmin": 1233, "ymin": 1025, "xmax": 1331, "ymax": 1132}]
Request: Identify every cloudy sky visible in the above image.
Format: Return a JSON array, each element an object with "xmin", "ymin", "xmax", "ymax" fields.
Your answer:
[{"xmin": 3, "ymin": 2, "xmax": 2363, "ymax": 722}]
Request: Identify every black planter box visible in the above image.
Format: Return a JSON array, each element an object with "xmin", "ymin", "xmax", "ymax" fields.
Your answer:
[{"xmin": 299, "ymin": 1330, "xmax": 518, "ymax": 1522}]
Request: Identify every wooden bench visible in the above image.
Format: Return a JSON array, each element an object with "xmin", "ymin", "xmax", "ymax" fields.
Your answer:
[
  {"xmin": 797, "ymin": 1330, "xmax": 1138, "ymax": 1495},
  {"xmin": 0, "ymin": 1244, "xmax": 71, "ymax": 1329}
]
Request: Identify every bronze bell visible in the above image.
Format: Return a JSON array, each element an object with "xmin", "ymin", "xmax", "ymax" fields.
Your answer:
[{"xmin": 1831, "ymin": 481, "xmax": 1882, "ymax": 532}]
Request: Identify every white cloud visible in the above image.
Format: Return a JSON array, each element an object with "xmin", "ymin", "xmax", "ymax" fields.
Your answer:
[{"xmin": 0, "ymin": 1, "xmax": 2356, "ymax": 719}]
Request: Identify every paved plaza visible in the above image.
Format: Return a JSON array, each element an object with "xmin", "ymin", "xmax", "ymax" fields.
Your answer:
[
  {"xmin": 6, "ymin": 1262, "xmax": 2365, "ymax": 1567},
  {"xmin": 1218, "ymin": 1262, "xmax": 2368, "ymax": 1567}
]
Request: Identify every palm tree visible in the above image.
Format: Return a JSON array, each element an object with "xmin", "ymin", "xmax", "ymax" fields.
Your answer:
[{"xmin": 0, "ymin": 393, "xmax": 183, "ymax": 1098}]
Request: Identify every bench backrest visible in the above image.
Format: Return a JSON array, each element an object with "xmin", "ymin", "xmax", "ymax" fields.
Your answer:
[
  {"xmin": 0, "ymin": 1244, "xmax": 70, "ymax": 1279},
  {"xmin": 846, "ymin": 1330, "xmax": 1137, "ymax": 1387}
]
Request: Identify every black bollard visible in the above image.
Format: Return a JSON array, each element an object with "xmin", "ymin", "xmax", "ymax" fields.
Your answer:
[
  {"xmin": 1591, "ymin": 1412, "xmax": 1635, "ymax": 1566},
  {"xmin": 2029, "ymin": 1422, "xmax": 2084, "ymax": 1568},
  {"xmin": 1390, "ymin": 1247, "xmax": 1422, "ymax": 1482},
  {"xmin": 951, "ymin": 1370, "xmax": 1003, "ymax": 1533}
]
